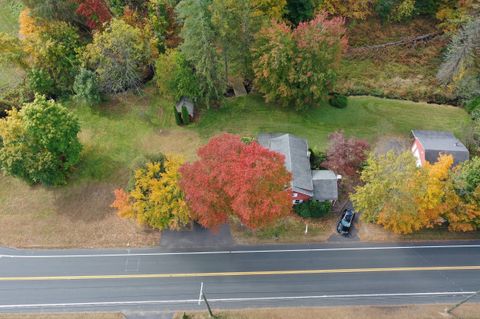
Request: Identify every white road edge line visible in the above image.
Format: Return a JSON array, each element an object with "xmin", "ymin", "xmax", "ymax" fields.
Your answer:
[
  {"xmin": 0, "ymin": 292, "xmax": 476, "ymax": 309},
  {"xmin": 1, "ymin": 244, "xmax": 480, "ymax": 258}
]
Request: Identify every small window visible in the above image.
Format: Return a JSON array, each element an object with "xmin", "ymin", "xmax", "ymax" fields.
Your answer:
[
  {"xmin": 293, "ymin": 193, "xmax": 298, "ymax": 198},
  {"xmin": 293, "ymin": 200, "xmax": 301, "ymax": 204}
]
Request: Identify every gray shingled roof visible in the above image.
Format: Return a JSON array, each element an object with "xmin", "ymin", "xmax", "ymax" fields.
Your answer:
[
  {"xmin": 312, "ymin": 170, "xmax": 338, "ymax": 201},
  {"xmin": 412, "ymin": 130, "xmax": 469, "ymax": 165},
  {"xmin": 175, "ymin": 97, "xmax": 195, "ymax": 117},
  {"xmin": 258, "ymin": 133, "xmax": 314, "ymax": 196}
]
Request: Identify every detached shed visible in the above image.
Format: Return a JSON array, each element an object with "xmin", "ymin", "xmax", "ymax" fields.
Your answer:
[
  {"xmin": 175, "ymin": 97, "xmax": 195, "ymax": 119},
  {"xmin": 411, "ymin": 130, "xmax": 469, "ymax": 167}
]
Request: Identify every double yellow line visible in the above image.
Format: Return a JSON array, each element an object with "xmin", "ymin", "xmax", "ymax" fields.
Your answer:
[{"xmin": 1, "ymin": 265, "xmax": 480, "ymax": 281}]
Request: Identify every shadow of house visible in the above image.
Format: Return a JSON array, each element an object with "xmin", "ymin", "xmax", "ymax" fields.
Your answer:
[{"xmin": 258, "ymin": 133, "xmax": 339, "ymax": 205}]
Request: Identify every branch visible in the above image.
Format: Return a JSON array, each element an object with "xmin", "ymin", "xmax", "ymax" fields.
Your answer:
[{"xmin": 348, "ymin": 32, "xmax": 443, "ymax": 53}]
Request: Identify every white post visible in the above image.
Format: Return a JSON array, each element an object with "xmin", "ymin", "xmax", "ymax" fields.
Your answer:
[
  {"xmin": 198, "ymin": 282, "xmax": 204, "ymax": 305},
  {"xmin": 305, "ymin": 223, "xmax": 308, "ymax": 234}
]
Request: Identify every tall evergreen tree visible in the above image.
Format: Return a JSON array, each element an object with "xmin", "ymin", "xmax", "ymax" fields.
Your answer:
[{"xmin": 177, "ymin": 0, "xmax": 225, "ymax": 108}]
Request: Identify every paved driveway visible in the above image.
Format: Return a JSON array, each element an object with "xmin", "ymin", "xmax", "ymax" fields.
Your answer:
[{"xmin": 160, "ymin": 223, "xmax": 234, "ymax": 250}]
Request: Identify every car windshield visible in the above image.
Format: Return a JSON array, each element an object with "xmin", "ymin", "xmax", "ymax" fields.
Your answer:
[{"xmin": 344, "ymin": 213, "xmax": 352, "ymax": 223}]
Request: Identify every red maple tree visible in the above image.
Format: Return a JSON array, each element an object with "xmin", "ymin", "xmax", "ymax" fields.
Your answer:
[
  {"xmin": 180, "ymin": 134, "xmax": 292, "ymax": 230},
  {"xmin": 76, "ymin": 0, "xmax": 112, "ymax": 30},
  {"xmin": 322, "ymin": 131, "xmax": 370, "ymax": 178}
]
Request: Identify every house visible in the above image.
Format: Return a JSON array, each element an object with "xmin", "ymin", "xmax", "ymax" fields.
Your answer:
[
  {"xmin": 411, "ymin": 130, "xmax": 469, "ymax": 167},
  {"xmin": 258, "ymin": 133, "xmax": 339, "ymax": 204},
  {"xmin": 175, "ymin": 97, "xmax": 195, "ymax": 119}
]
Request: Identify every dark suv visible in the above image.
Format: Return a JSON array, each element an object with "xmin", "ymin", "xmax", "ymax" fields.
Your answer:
[{"xmin": 336, "ymin": 209, "xmax": 355, "ymax": 236}]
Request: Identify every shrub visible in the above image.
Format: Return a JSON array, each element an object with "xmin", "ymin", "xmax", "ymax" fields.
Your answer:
[
  {"xmin": 73, "ymin": 68, "xmax": 101, "ymax": 106},
  {"xmin": 27, "ymin": 68, "xmax": 55, "ymax": 97},
  {"xmin": 294, "ymin": 200, "xmax": 332, "ymax": 218},
  {"xmin": 309, "ymin": 147, "xmax": 327, "ymax": 170},
  {"xmin": 466, "ymin": 96, "xmax": 480, "ymax": 114},
  {"xmin": 181, "ymin": 105, "xmax": 190, "ymax": 125},
  {"xmin": 329, "ymin": 93, "xmax": 348, "ymax": 108},
  {"xmin": 174, "ymin": 105, "xmax": 183, "ymax": 126}
]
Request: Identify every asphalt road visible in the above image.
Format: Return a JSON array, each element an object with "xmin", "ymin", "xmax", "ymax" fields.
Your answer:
[{"xmin": 0, "ymin": 241, "xmax": 479, "ymax": 313}]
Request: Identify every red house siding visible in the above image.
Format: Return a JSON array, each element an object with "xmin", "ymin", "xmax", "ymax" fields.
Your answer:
[
  {"xmin": 411, "ymin": 138, "xmax": 426, "ymax": 166},
  {"xmin": 293, "ymin": 192, "xmax": 311, "ymax": 201}
]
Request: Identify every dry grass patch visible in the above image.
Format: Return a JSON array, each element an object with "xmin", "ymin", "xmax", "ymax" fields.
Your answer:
[
  {"xmin": 0, "ymin": 313, "xmax": 124, "ymax": 319},
  {"xmin": 176, "ymin": 304, "xmax": 480, "ymax": 319},
  {"xmin": 0, "ymin": 175, "xmax": 160, "ymax": 248},
  {"xmin": 140, "ymin": 128, "xmax": 202, "ymax": 161}
]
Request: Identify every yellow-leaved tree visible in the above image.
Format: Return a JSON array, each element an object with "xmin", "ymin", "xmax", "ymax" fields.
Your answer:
[
  {"xmin": 319, "ymin": 0, "xmax": 377, "ymax": 20},
  {"xmin": 111, "ymin": 155, "xmax": 191, "ymax": 231},
  {"xmin": 416, "ymin": 154, "xmax": 454, "ymax": 228},
  {"xmin": 352, "ymin": 151, "xmax": 426, "ymax": 234}
]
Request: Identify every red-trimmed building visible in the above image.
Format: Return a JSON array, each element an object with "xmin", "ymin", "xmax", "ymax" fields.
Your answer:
[
  {"xmin": 411, "ymin": 130, "xmax": 469, "ymax": 167},
  {"xmin": 258, "ymin": 133, "xmax": 339, "ymax": 205}
]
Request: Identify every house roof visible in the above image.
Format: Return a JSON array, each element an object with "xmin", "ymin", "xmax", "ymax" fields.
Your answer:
[
  {"xmin": 412, "ymin": 130, "xmax": 469, "ymax": 165},
  {"xmin": 258, "ymin": 133, "xmax": 314, "ymax": 196},
  {"xmin": 312, "ymin": 170, "xmax": 338, "ymax": 201},
  {"xmin": 175, "ymin": 97, "xmax": 195, "ymax": 116}
]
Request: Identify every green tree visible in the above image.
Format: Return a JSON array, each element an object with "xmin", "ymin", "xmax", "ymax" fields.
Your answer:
[
  {"xmin": 21, "ymin": 0, "xmax": 80, "ymax": 25},
  {"xmin": 253, "ymin": 12, "xmax": 347, "ymax": 110},
  {"xmin": 155, "ymin": 49, "xmax": 200, "ymax": 101},
  {"xmin": 177, "ymin": 0, "xmax": 225, "ymax": 108},
  {"xmin": 81, "ymin": 18, "xmax": 152, "ymax": 93},
  {"xmin": 73, "ymin": 68, "xmax": 101, "ymax": 105},
  {"xmin": 454, "ymin": 157, "xmax": 480, "ymax": 204},
  {"xmin": 0, "ymin": 33, "xmax": 28, "ymax": 70},
  {"xmin": 23, "ymin": 19, "xmax": 82, "ymax": 97},
  {"xmin": 210, "ymin": 0, "xmax": 272, "ymax": 80},
  {"xmin": 0, "ymin": 95, "xmax": 82, "ymax": 185},
  {"xmin": 437, "ymin": 18, "xmax": 480, "ymax": 86},
  {"xmin": 285, "ymin": 0, "xmax": 314, "ymax": 25}
]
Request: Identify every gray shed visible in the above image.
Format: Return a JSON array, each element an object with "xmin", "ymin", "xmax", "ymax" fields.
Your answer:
[
  {"xmin": 411, "ymin": 130, "xmax": 469, "ymax": 166},
  {"xmin": 312, "ymin": 170, "xmax": 339, "ymax": 201},
  {"xmin": 175, "ymin": 97, "xmax": 195, "ymax": 118}
]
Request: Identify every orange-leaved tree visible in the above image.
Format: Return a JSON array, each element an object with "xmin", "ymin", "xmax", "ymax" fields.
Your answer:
[
  {"xmin": 180, "ymin": 133, "xmax": 292, "ymax": 230},
  {"xmin": 416, "ymin": 154, "xmax": 454, "ymax": 227}
]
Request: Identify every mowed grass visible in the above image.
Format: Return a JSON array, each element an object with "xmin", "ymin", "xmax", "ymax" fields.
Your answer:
[
  {"xmin": 0, "ymin": 0, "xmax": 24, "ymax": 89},
  {"xmin": 0, "ymin": 89, "xmax": 470, "ymax": 248},
  {"xmin": 195, "ymin": 95, "xmax": 468, "ymax": 150}
]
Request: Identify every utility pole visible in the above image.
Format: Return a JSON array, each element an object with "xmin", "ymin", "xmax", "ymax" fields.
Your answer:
[
  {"xmin": 198, "ymin": 282, "xmax": 215, "ymax": 318},
  {"xmin": 202, "ymin": 290, "xmax": 215, "ymax": 318},
  {"xmin": 445, "ymin": 289, "xmax": 480, "ymax": 315}
]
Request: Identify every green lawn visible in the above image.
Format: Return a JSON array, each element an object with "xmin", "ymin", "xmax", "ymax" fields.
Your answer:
[
  {"xmin": 0, "ymin": 89, "xmax": 471, "ymax": 248},
  {"xmin": 194, "ymin": 94, "xmax": 468, "ymax": 150},
  {"xmin": 0, "ymin": 0, "xmax": 24, "ymax": 90}
]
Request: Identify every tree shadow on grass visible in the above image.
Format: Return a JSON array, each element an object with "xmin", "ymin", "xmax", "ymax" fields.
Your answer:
[{"xmin": 72, "ymin": 145, "xmax": 129, "ymax": 183}]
